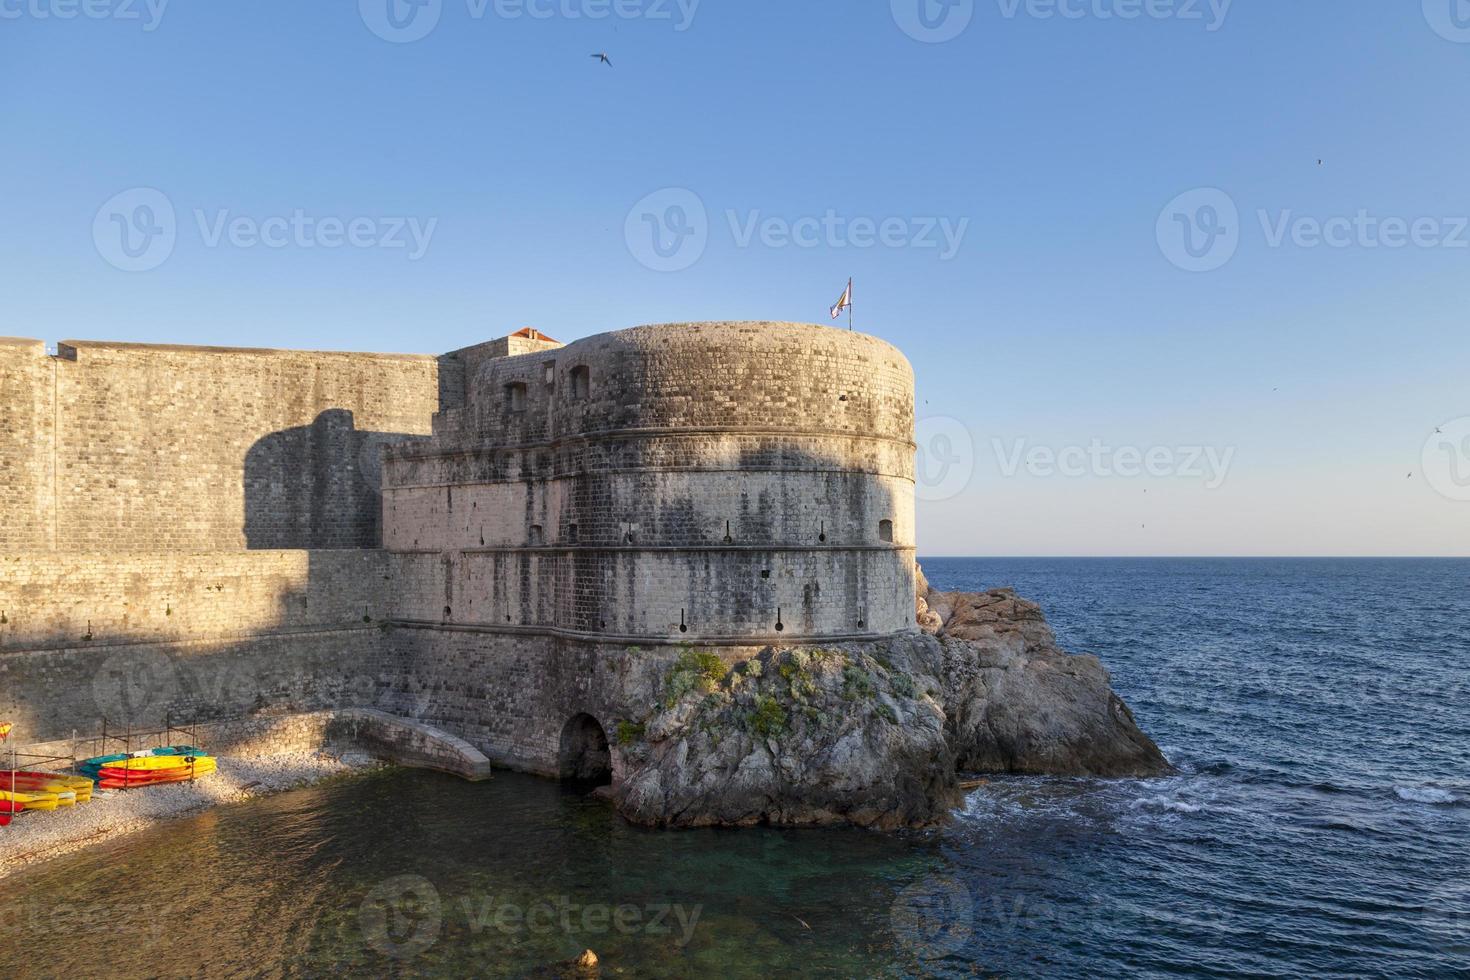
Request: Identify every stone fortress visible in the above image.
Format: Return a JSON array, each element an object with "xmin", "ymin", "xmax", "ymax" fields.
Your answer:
[
  {"xmin": 383, "ymin": 322, "xmax": 916, "ymax": 642},
  {"xmin": 0, "ymin": 322, "xmax": 921, "ymax": 788}
]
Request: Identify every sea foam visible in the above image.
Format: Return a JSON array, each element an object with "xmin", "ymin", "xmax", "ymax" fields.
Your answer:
[{"xmin": 1394, "ymin": 786, "xmax": 1458, "ymax": 805}]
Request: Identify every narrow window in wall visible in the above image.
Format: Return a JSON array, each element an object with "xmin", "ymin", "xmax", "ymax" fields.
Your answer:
[
  {"xmin": 505, "ymin": 382, "xmax": 527, "ymax": 413},
  {"xmin": 567, "ymin": 523, "xmax": 579, "ymax": 544},
  {"xmin": 879, "ymin": 519, "xmax": 894, "ymax": 543},
  {"xmin": 544, "ymin": 361, "xmax": 556, "ymax": 386},
  {"xmin": 529, "ymin": 524, "xmax": 544, "ymax": 545},
  {"xmin": 570, "ymin": 365, "xmax": 590, "ymax": 400}
]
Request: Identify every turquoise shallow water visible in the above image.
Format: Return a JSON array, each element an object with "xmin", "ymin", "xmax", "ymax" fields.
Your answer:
[{"xmin": 3, "ymin": 558, "xmax": 1468, "ymax": 977}]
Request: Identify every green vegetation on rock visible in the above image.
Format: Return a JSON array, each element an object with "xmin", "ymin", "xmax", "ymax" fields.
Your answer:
[
  {"xmin": 748, "ymin": 694, "xmax": 788, "ymax": 739},
  {"xmin": 890, "ymin": 672, "xmax": 916, "ymax": 699},
  {"xmin": 663, "ymin": 647, "xmax": 728, "ymax": 708},
  {"xmin": 842, "ymin": 664, "xmax": 876, "ymax": 701}
]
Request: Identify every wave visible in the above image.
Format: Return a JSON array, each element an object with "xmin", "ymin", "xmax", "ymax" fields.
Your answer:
[
  {"xmin": 1394, "ymin": 786, "xmax": 1459, "ymax": 805},
  {"xmin": 1132, "ymin": 794, "xmax": 1204, "ymax": 814}
]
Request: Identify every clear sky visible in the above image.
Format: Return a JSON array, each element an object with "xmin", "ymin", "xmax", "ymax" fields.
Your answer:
[{"xmin": 3, "ymin": 1, "xmax": 1468, "ymax": 556}]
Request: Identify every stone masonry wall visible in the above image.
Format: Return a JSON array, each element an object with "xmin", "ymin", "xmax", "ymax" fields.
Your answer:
[
  {"xmin": 0, "ymin": 551, "xmax": 402, "ymax": 745},
  {"xmin": 0, "ymin": 551, "xmax": 396, "ymax": 652},
  {"xmin": 385, "ymin": 322, "xmax": 919, "ymax": 644},
  {"xmin": 1, "ymin": 322, "xmax": 922, "ymax": 788},
  {"xmin": 0, "ymin": 339, "xmax": 450, "ymax": 552},
  {"xmin": 0, "ymin": 339, "xmax": 56, "ymax": 552}
]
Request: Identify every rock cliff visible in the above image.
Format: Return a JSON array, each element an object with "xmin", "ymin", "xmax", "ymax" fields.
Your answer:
[{"xmin": 609, "ymin": 567, "xmax": 1170, "ymax": 828}]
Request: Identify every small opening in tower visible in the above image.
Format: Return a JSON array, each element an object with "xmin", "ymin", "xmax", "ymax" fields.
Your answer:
[
  {"xmin": 775, "ymin": 607, "xmax": 784, "ymax": 632},
  {"xmin": 679, "ymin": 608, "xmax": 688, "ymax": 633},
  {"xmin": 567, "ymin": 524, "xmax": 579, "ymax": 543},
  {"xmin": 760, "ymin": 569, "xmax": 770, "ymax": 579},
  {"xmin": 530, "ymin": 524, "xmax": 544, "ymax": 545},
  {"xmin": 505, "ymin": 382, "xmax": 527, "ymax": 413},
  {"xmin": 818, "ymin": 521, "xmax": 827, "ymax": 544},
  {"xmin": 723, "ymin": 520, "xmax": 733, "ymax": 544},
  {"xmin": 570, "ymin": 365, "xmax": 590, "ymax": 400},
  {"xmin": 879, "ymin": 519, "xmax": 894, "ymax": 543}
]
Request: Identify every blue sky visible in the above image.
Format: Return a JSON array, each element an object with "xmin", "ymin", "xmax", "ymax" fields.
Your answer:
[{"xmin": 3, "ymin": 1, "xmax": 1468, "ymax": 556}]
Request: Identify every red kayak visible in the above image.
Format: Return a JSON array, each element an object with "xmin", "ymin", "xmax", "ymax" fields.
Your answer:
[{"xmin": 97, "ymin": 768, "xmax": 211, "ymax": 789}]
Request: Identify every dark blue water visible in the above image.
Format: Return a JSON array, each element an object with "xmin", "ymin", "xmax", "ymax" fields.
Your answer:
[
  {"xmin": 919, "ymin": 558, "xmax": 1470, "ymax": 978},
  {"xmin": 3, "ymin": 559, "xmax": 1467, "ymax": 977}
]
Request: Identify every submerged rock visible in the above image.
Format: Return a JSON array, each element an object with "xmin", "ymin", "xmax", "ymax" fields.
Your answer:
[{"xmin": 609, "ymin": 570, "xmax": 1168, "ymax": 828}]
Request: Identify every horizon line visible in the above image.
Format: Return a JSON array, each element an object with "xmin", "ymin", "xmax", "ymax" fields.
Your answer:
[{"xmin": 916, "ymin": 555, "xmax": 1470, "ymax": 560}]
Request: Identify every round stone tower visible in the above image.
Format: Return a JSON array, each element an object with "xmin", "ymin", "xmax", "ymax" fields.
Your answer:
[{"xmin": 383, "ymin": 321, "xmax": 916, "ymax": 643}]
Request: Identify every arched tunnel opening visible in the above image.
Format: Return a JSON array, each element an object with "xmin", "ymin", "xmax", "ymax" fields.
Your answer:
[{"xmin": 558, "ymin": 713, "xmax": 612, "ymax": 786}]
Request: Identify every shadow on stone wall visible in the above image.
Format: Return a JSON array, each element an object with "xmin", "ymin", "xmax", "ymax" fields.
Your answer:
[
  {"xmin": 243, "ymin": 409, "xmax": 419, "ymax": 550},
  {"xmin": 0, "ymin": 550, "xmax": 411, "ymax": 747}
]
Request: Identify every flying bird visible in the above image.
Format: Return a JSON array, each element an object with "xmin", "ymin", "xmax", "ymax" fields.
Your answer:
[{"xmin": 591, "ymin": 52, "xmax": 611, "ymax": 66}]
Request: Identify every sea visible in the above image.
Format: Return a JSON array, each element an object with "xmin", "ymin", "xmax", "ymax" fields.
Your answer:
[{"xmin": 2, "ymin": 558, "xmax": 1467, "ymax": 977}]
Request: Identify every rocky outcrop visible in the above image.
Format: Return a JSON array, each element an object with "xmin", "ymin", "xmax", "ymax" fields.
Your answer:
[
  {"xmin": 612, "ymin": 641, "xmax": 962, "ymax": 829},
  {"xmin": 608, "ymin": 568, "xmax": 1168, "ymax": 828},
  {"xmin": 921, "ymin": 585, "xmax": 1170, "ymax": 778}
]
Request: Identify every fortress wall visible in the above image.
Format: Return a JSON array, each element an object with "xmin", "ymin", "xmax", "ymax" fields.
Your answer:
[
  {"xmin": 384, "ymin": 322, "xmax": 919, "ymax": 643},
  {"xmin": 0, "ymin": 550, "xmax": 402, "ymax": 745},
  {"xmin": 382, "ymin": 629, "xmax": 776, "ymax": 777},
  {"xmin": 0, "ymin": 339, "xmax": 56, "ymax": 552},
  {"xmin": 0, "ymin": 339, "xmax": 450, "ymax": 552},
  {"xmin": 0, "ymin": 551, "xmax": 395, "ymax": 653},
  {"xmin": 389, "ymin": 546, "xmax": 913, "ymax": 639},
  {"xmin": 385, "ymin": 471, "xmax": 915, "ymax": 551}
]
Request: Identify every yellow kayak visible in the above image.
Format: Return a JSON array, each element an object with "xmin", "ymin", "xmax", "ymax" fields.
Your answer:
[
  {"xmin": 2, "ymin": 772, "xmax": 93, "ymax": 803},
  {"xmin": 0, "ymin": 788, "xmax": 60, "ymax": 811},
  {"xmin": 104, "ymin": 754, "xmax": 216, "ymax": 772}
]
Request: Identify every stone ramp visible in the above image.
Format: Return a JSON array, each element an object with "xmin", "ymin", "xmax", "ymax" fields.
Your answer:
[{"xmin": 325, "ymin": 708, "xmax": 492, "ymax": 781}]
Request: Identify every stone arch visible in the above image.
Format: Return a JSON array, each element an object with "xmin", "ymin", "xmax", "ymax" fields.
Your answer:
[{"xmin": 558, "ymin": 713, "xmax": 612, "ymax": 784}]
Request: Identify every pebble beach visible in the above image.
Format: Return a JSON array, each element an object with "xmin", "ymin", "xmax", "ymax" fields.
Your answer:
[{"xmin": 0, "ymin": 751, "xmax": 375, "ymax": 881}]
